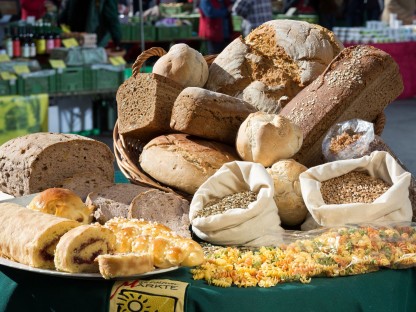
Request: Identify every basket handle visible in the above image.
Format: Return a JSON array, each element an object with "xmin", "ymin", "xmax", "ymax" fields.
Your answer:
[
  {"xmin": 374, "ymin": 111, "xmax": 386, "ymax": 136},
  {"xmin": 131, "ymin": 47, "xmax": 168, "ymax": 78}
]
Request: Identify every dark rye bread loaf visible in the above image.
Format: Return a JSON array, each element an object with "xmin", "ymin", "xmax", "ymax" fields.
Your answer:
[
  {"xmin": 116, "ymin": 73, "xmax": 184, "ymax": 141},
  {"xmin": 128, "ymin": 189, "xmax": 191, "ymax": 238},
  {"xmin": 86, "ymin": 183, "xmax": 152, "ymax": 224},
  {"xmin": 280, "ymin": 45, "xmax": 404, "ymax": 167},
  {"xmin": 0, "ymin": 133, "xmax": 114, "ymax": 197},
  {"xmin": 170, "ymin": 87, "xmax": 257, "ymax": 144}
]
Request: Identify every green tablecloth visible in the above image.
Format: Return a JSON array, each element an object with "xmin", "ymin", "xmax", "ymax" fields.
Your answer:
[{"xmin": 1, "ymin": 265, "xmax": 416, "ymax": 312}]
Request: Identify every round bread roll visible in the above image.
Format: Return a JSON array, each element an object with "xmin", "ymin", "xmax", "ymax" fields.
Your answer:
[
  {"xmin": 236, "ymin": 111, "xmax": 303, "ymax": 167},
  {"xmin": 152, "ymin": 43, "xmax": 209, "ymax": 88},
  {"xmin": 139, "ymin": 133, "xmax": 240, "ymax": 194},
  {"xmin": 28, "ymin": 188, "xmax": 94, "ymax": 224},
  {"xmin": 266, "ymin": 159, "xmax": 308, "ymax": 226}
]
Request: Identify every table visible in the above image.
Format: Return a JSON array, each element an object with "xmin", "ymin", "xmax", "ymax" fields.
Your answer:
[{"xmin": 344, "ymin": 41, "xmax": 416, "ymax": 100}]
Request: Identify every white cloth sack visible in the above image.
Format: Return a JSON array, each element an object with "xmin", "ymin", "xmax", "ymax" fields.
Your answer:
[
  {"xmin": 299, "ymin": 151, "xmax": 412, "ymax": 227},
  {"xmin": 190, "ymin": 161, "xmax": 284, "ymax": 247}
]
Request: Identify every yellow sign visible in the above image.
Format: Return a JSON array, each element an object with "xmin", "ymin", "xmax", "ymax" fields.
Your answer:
[
  {"xmin": 13, "ymin": 65, "xmax": 30, "ymax": 75},
  {"xmin": 0, "ymin": 54, "xmax": 10, "ymax": 63},
  {"xmin": 110, "ymin": 279, "xmax": 188, "ymax": 312},
  {"xmin": 0, "ymin": 94, "xmax": 49, "ymax": 145},
  {"xmin": 0, "ymin": 72, "xmax": 17, "ymax": 80},
  {"xmin": 62, "ymin": 38, "xmax": 79, "ymax": 48},
  {"xmin": 49, "ymin": 60, "xmax": 67, "ymax": 69},
  {"xmin": 109, "ymin": 56, "xmax": 126, "ymax": 66},
  {"xmin": 61, "ymin": 24, "xmax": 71, "ymax": 33}
]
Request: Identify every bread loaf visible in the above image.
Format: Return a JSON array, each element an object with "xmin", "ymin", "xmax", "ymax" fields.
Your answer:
[
  {"xmin": 0, "ymin": 202, "xmax": 79, "ymax": 269},
  {"xmin": 86, "ymin": 183, "xmax": 152, "ymax": 224},
  {"xmin": 0, "ymin": 133, "xmax": 114, "ymax": 197},
  {"xmin": 28, "ymin": 188, "xmax": 94, "ymax": 224},
  {"xmin": 205, "ymin": 20, "xmax": 344, "ymax": 111},
  {"xmin": 58, "ymin": 171, "xmax": 114, "ymax": 199},
  {"xmin": 128, "ymin": 189, "xmax": 191, "ymax": 238},
  {"xmin": 116, "ymin": 73, "xmax": 183, "ymax": 140},
  {"xmin": 139, "ymin": 134, "xmax": 240, "ymax": 194},
  {"xmin": 152, "ymin": 43, "xmax": 209, "ymax": 88},
  {"xmin": 280, "ymin": 45, "xmax": 404, "ymax": 167},
  {"xmin": 170, "ymin": 87, "xmax": 257, "ymax": 144}
]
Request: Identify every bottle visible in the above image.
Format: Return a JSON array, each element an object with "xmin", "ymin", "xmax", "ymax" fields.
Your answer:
[
  {"xmin": 53, "ymin": 28, "xmax": 62, "ymax": 48},
  {"xmin": 45, "ymin": 23, "xmax": 55, "ymax": 53},
  {"xmin": 4, "ymin": 27, "xmax": 13, "ymax": 58},
  {"xmin": 35, "ymin": 21, "xmax": 46, "ymax": 55},
  {"xmin": 28, "ymin": 27, "xmax": 37, "ymax": 58},
  {"xmin": 21, "ymin": 27, "xmax": 30, "ymax": 58},
  {"xmin": 12, "ymin": 27, "xmax": 21, "ymax": 58}
]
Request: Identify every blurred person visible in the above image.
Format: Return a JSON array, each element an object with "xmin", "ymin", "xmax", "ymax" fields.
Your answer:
[
  {"xmin": 312, "ymin": 0, "xmax": 343, "ymax": 30},
  {"xmin": 58, "ymin": 0, "xmax": 122, "ymax": 49},
  {"xmin": 198, "ymin": 0, "xmax": 233, "ymax": 54},
  {"xmin": 381, "ymin": 0, "xmax": 416, "ymax": 25},
  {"xmin": 344, "ymin": 0, "xmax": 365, "ymax": 26},
  {"xmin": 366, "ymin": 0, "xmax": 382, "ymax": 20},
  {"xmin": 232, "ymin": 0, "xmax": 273, "ymax": 37},
  {"xmin": 20, "ymin": 0, "xmax": 60, "ymax": 20}
]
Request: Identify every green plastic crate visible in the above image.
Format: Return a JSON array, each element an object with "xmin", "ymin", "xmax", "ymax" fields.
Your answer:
[
  {"xmin": 83, "ymin": 66, "xmax": 93, "ymax": 91},
  {"xmin": 0, "ymin": 79, "xmax": 18, "ymax": 96},
  {"xmin": 17, "ymin": 70, "xmax": 56, "ymax": 95},
  {"xmin": 91, "ymin": 64, "xmax": 124, "ymax": 90},
  {"xmin": 232, "ymin": 15, "xmax": 242, "ymax": 32},
  {"xmin": 157, "ymin": 24, "xmax": 192, "ymax": 41},
  {"xmin": 159, "ymin": 3, "xmax": 193, "ymax": 16},
  {"xmin": 56, "ymin": 67, "xmax": 85, "ymax": 93},
  {"xmin": 120, "ymin": 23, "xmax": 131, "ymax": 41},
  {"xmin": 130, "ymin": 23, "xmax": 157, "ymax": 41}
]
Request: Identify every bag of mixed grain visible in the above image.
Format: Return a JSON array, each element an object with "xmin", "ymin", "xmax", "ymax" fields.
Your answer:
[{"xmin": 299, "ymin": 151, "xmax": 412, "ymax": 227}]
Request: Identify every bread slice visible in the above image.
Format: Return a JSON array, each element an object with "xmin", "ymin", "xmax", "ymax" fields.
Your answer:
[
  {"xmin": 96, "ymin": 253, "xmax": 154, "ymax": 279},
  {"xmin": 128, "ymin": 189, "xmax": 191, "ymax": 238},
  {"xmin": 58, "ymin": 171, "xmax": 114, "ymax": 199},
  {"xmin": 86, "ymin": 183, "xmax": 152, "ymax": 224},
  {"xmin": 116, "ymin": 73, "xmax": 184, "ymax": 141}
]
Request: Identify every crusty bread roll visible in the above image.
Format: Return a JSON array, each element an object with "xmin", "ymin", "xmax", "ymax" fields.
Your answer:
[
  {"xmin": 152, "ymin": 43, "xmax": 209, "ymax": 88},
  {"xmin": 116, "ymin": 73, "xmax": 183, "ymax": 140},
  {"xmin": 280, "ymin": 45, "xmax": 404, "ymax": 167},
  {"xmin": 0, "ymin": 202, "xmax": 80, "ymax": 269},
  {"xmin": 206, "ymin": 20, "xmax": 343, "ymax": 111},
  {"xmin": 54, "ymin": 224, "xmax": 116, "ymax": 273},
  {"xmin": 266, "ymin": 160, "xmax": 308, "ymax": 226},
  {"xmin": 28, "ymin": 188, "xmax": 94, "ymax": 224},
  {"xmin": 236, "ymin": 111, "xmax": 303, "ymax": 167},
  {"xmin": 139, "ymin": 133, "xmax": 240, "ymax": 194},
  {"xmin": 0, "ymin": 133, "xmax": 114, "ymax": 197},
  {"xmin": 96, "ymin": 253, "xmax": 154, "ymax": 279},
  {"xmin": 104, "ymin": 217, "xmax": 204, "ymax": 268},
  {"xmin": 170, "ymin": 87, "xmax": 257, "ymax": 144},
  {"xmin": 128, "ymin": 189, "xmax": 191, "ymax": 238}
]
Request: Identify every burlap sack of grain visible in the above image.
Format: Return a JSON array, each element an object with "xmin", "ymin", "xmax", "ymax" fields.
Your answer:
[
  {"xmin": 190, "ymin": 161, "xmax": 284, "ymax": 247},
  {"xmin": 299, "ymin": 151, "xmax": 412, "ymax": 228}
]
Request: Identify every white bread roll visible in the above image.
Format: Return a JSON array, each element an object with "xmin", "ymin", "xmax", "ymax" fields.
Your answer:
[
  {"xmin": 266, "ymin": 160, "xmax": 308, "ymax": 226},
  {"xmin": 236, "ymin": 111, "xmax": 303, "ymax": 167},
  {"xmin": 152, "ymin": 43, "xmax": 209, "ymax": 88}
]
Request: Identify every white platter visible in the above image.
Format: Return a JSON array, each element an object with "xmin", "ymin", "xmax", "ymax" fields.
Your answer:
[{"xmin": 0, "ymin": 257, "xmax": 179, "ymax": 280}]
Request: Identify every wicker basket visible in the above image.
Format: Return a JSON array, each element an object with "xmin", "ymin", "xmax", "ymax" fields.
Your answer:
[{"xmin": 113, "ymin": 47, "xmax": 387, "ymax": 198}]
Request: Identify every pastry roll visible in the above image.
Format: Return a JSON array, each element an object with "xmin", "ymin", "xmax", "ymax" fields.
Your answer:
[
  {"xmin": 54, "ymin": 224, "xmax": 116, "ymax": 273},
  {"xmin": 96, "ymin": 253, "xmax": 154, "ymax": 279},
  {"xmin": 0, "ymin": 202, "xmax": 80, "ymax": 269},
  {"xmin": 28, "ymin": 188, "xmax": 94, "ymax": 224}
]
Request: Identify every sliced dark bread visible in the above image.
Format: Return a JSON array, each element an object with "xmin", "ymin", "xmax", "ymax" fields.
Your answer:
[
  {"xmin": 58, "ymin": 171, "xmax": 114, "ymax": 199},
  {"xmin": 128, "ymin": 189, "xmax": 191, "ymax": 238},
  {"xmin": 86, "ymin": 183, "xmax": 152, "ymax": 224}
]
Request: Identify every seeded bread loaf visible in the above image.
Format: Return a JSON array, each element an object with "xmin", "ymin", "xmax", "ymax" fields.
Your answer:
[
  {"xmin": 0, "ymin": 133, "xmax": 114, "ymax": 197},
  {"xmin": 280, "ymin": 45, "xmax": 404, "ymax": 167},
  {"xmin": 205, "ymin": 19, "xmax": 344, "ymax": 111},
  {"xmin": 128, "ymin": 189, "xmax": 191, "ymax": 238},
  {"xmin": 170, "ymin": 87, "xmax": 257, "ymax": 144},
  {"xmin": 139, "ymin": 134, "xmax": 240, "ymax": 194},
  {"xmin": 86, "ymin": 183, "xmax": 152, "ymax": 224},
  {"xmin": 58, "ymin": 171, "xmax": 114, "ymax": 199},
  {"xmin": 116, "ymin": 73, "xmax": 184, "ymax": 141}
]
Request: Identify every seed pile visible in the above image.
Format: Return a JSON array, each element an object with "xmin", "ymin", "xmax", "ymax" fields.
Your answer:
[
  {"xmin": 194, "ymin": 191, "xmax": 257, "ymax": 218},
  {"xmin": 321, "ymin": 171, "xmax": 391, "ymax": 204},
  {"xmin": 329, "ymin": 131, "xmax": 363, "ymax": 154}
]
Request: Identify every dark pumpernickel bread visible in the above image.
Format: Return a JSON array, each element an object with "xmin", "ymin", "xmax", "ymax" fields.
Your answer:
[
  {"xmin": 170, "ymin": 87, "xmax": 257, "ymax": 144},
  {"xmin": 116, "ymin": 73, "xmax": 184, "ymax": 141},
  {"xmin": 128, "ymin": 189, "xmax": 191, "ymax": 238},
  {"xmin": 280, "ymin": 45, "xmax": 404, "ymax": 167},
  {"xmin": 86, "ymin": 183, "xmax": 152, "ymax": 224},
  {"xmin": 0, "ymin": 133, "xmax": 114, "ymax": 197}
]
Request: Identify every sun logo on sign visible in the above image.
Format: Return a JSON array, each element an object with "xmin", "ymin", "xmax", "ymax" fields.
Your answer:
[{"xmin": 116, "ymin": 290, "xmax": 153, "ymax": 312}]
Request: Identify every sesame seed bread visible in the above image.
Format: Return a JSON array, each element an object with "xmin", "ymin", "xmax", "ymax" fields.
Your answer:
[
  {"xmin": 205, "ymin": 19, "xmax": 344, "ymax": 111},
  {"xmin": 0, "ymin": 133, "xmax": 115, "ymax": 197},
  {"xmin": 86, "ymin": 183, "xmax": 152, "ymax": 224},
  {"xmin": 170, "ymin": 87, "xmax": 257, "ymax": 144},
  {"xmin": 280, "ymin": 45, "xmax": 404, "ymax": 167},
  {"xmin": 116, "ymin": 73, "xmax": 184, "ymax": 141}
]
